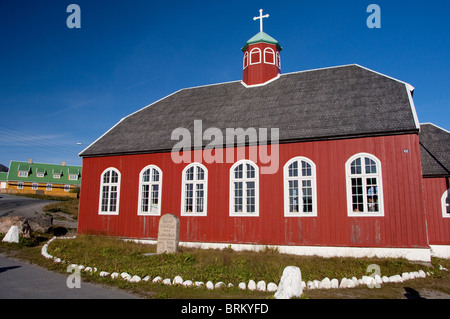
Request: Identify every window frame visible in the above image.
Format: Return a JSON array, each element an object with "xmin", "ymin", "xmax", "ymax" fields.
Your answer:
[
  {"xmin": 229, "ymin": 159, "xmax": 259, "ymax": 217},
  {"xmin": 17, "ymin": 181, "xmax": 24, "ymax": 189},
  {"xmin": 137, "ymin": 165, "xmax": 163, "ymax": 216},
  {"xmin": 441, "ymin": 188, "xmax": 450, "ymax": 218},
  {"xmin": 263, "ymin": 47, "xmax": 275, "ymax": 65},
  {"xmin": 249, "ymin": 48, "xmax": 261, "ymax": 65},
  {"xmin": 243, "ymin": 51, "xmax": 249, "ymax": 70},
  {"xmin": 98, "ymin": 167, "xmax": 121, "ymax": 215},
  {"xmin": 283, "ymin": 156, "xmax": 318, "ymax": 217},
  {"xmin": 32, "ymin": 182, "xmax": 38, "ymax": 190},
  {"xmin": 345, "ymin": 153, "xmax": 384, "ymax": 217},
  {"xmin": 180, "ymin": 163, "xmax": 208, "ymax": 217}
]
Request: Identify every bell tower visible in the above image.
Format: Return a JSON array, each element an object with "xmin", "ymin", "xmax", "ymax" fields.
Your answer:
[{"xmin": 242, "ymin": 9, "xmax": 282, "ymax": 87}]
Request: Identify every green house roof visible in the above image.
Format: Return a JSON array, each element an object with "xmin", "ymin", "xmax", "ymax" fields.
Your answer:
[
  {"xmin": 7, "ymin": 161, "xmax": 82, "ymax": 185},
  {"xmin": 241, "ymin": 31, "xmax": 283, "ymax": 51}
]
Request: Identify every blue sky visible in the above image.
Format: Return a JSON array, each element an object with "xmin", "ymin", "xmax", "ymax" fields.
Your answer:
[{"xmin": 0, "ymin": 0, "xmax": 449, "ymax": 167}]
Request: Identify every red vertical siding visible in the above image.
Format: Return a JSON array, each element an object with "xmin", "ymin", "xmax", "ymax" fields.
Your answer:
[
  {"xmin": 423, "ymin": 177, "xmax": 450, "ymax": 245},
  {"xmin": 78, "ymin": 134, "xmax": 429, "ymax": 249}
]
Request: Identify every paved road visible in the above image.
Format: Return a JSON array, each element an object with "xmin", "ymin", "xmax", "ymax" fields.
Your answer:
[
  {"xmin": 0, "ymin": 254, "xmax": 140, "ymax": 299},
  {"xmin": 0, "ymin": 193, "xmax": 53, "ymax": 218}
]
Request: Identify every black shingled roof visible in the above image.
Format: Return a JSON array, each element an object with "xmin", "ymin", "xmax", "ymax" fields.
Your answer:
[
  {"xmin": 419, "ymin": 123, "xmax": 450, "ymax": 177},
  {"xmin": 80, "ymin": 64, "xmax": 419, "ymax": 157}
]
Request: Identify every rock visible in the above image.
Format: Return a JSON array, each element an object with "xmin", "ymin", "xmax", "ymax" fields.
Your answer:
[
  {"xmin": 99, "ymin": 271, "xmax": 110, "ymax": 277},
  {"xmin": 402, "ymin": 272, "xmax": 411, "ymax": 281},
  {"xmin": 346, "ymin": 280, "xmax": 356, "ymax": 288},
  {"xmin": 238, "ymin": 282, "xmax": 246, "ymax": 290},
  {"xmin": 267, "ymin": 282, "xmax": 278, "ymax": 292},
  {"xmin": 143, "ymin": 276, "xmax": 151, "ymax": 282},
  {"xmin": 111, "ymin": 272, "xmax": 119, "ymax": 279},
  {"xmin": 162, "ymin": 278, "xmax": 172, "ymax": 285},
  {"xmin": 206, "ymin": 281, "xmax": 214, "ymax": 290},
  {"xmin": 28, "ymin": 215, "xmax": 53, "ymax": 233},
  {"xmin": 389, "ymin": 275, "xmax": 403, "ymax": 283},
  {"xmin": 183, "ymin": 280, "xmax": 193, "ymax": 287},
  {"xmin": 330, "ymin": 278, "xmax": 339, "ymax": 289},
  {"xmin": 274, "ymin": 266, "xmax": 303, "ymax": 299},
  {"xmin": 152, "ymin": 276, "xmax": 162, "ymax": 283},
  {"xmin": 321, "ymin": 277, "xmax": 331, "ymax": 289},
  {"xmin": 195, "ymin": 281, "xmax": 204, "ymax": 287},
  {"xmin": 227, "ymin": 283, "xmax": 234, "ymax": 288},
  {"xmin": 248, "ymin": 280, "xmax": 256, "ymax": 291},
  {"xmin": 313, "ymin": 280, "xmax": 320, "ymax": 289},
  {"xmin": 256, "ymin": 280, "xmax": 266, "ymax": 291},
  {"xmin": 339, "ymin": 278, "xmax": 348, "ymax": 288},
  {"xmin": 0, "ymin": 216, "xmax": 31, "ymax": 238},
  {"xmin": 215, "ymin": 282, "xmax": 225, "ymax": 289},
  {"xmin": 2, "ymin": 226, "xmax": 19, "ymax": 243},
  {"xmin": 173, "ymin": 276, "xmax": 183, "ymax": 285},
  {"xmin": 307, "ymin": 281, "xmax": 314, "ymax": 290},
  {"xmin": 418, "ymin": 270, "xmax": 426, "ymax": 278},
  {"xmin": 382, "ymin": 276, "xmax": 390, "ymax": 283},
  {"xmin": 130, "ymin": 275, "xmax": 141, "ymax": 283},
  {"xmin": 120, "ymin": 272, "xmax": 130, "ymax": 279}
]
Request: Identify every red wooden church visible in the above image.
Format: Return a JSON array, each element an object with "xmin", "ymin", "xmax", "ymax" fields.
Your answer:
[{"xmin": 78, "ymin": 10, "xmax": 449, "ymax": 261}]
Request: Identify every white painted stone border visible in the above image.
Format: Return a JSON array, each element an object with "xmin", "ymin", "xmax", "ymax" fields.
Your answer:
[
  {"xmin": 127, "ymin": 239, "xmax": 432, "ymax": 262},
  {"xmin": 41, "ymin": 236, "xmax": 447, "ymax": 293}
]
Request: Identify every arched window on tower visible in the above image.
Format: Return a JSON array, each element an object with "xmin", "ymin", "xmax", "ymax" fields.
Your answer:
[
  {"xmin": 264, "ymin": 48, "xmax": 275, "ymax": 65},
  {"xmin": 250, "ymin": 48, "xmax": 261, "ymax": 65},
  {"xmin": 243, "ymin": 51, "xmax": 249, "ymax": 70},
  {"xmin": 276, "ymin": 51, "xmax": 281, "ymax": 69}
]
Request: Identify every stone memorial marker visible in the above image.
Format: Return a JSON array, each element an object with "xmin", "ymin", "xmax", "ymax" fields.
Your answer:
[{"xmin": 156, "ymin": 214, "xmax": 180, "ymax": 254}]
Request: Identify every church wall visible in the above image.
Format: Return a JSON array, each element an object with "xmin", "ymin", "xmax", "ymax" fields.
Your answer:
[
  {"xmin": 423, "ymin": 176, "xmax": 450, "ymax": 245},
  {"xmin": 78, "ymin": 133, "xmax": 429, "ymax": 250}
]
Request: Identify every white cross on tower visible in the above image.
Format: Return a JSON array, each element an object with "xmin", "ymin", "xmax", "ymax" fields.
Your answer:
[{"xmin": 253, "ymin": 9, "xmax": 269, "ymax": 33}]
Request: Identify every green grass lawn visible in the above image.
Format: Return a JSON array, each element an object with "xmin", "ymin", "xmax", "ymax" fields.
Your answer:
[{"xmin": 2, "ymin": 234, "xmax": 449, "ymax": 299}]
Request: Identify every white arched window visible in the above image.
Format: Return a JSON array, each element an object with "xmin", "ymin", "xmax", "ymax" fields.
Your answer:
[
  {"xmin": 250, "ymin": 48, "xmax": 261, "ymax": 65},
  {"xmin": 181, "ymin": 163, "xmax": 207, "ymax": 216},
  {"xmin": 284, "ymin": 157, "xmax": 317, "ymax": 217},
  {"xmin": 243, "ymin": 51, "xmax": 249, "ymax": 70},
  {"xmin": 138, "ymin": 165, "xmax": 162, "ymax": 216},
  {"xmin": 441, "ymin": 189, "xmax": 450, "ymax": 218},
  {"xmin": 346, "ymin": 153, "xmax": 384, "ymax": 216},
  {"xmin": 230, "ymin": 160, "xmax": 259, "ymax": 217},
  {"xmin": 276, "ymin": 51, "xmax": 281, "ymax": 69},
  {"xmin": 264, "ymin": 47, "xmax": 275, "ymax": 65},
  {"xmin": 99, "ymin": 167, "xmax": 121, "ymax": 215}
]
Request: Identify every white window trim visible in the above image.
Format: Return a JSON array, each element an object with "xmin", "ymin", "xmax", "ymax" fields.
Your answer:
[
  {"xmin": 345, "ymin": 153, "xmax": 384, "ymax": 217},
  {"xmin": 276, "ymin": 51, "xmax": 281, "ymax": 69},
  {"xmin": 229, "ymin": 159, "xmax": 259, "ymax": 217},
  {"xmin": 441, "ymin": 189, "xmax": 450, "ymax": 218},
  {"xmin": 32, "ymin": 182, "xmax": 38, "ymax": 190},
  {"xmin": 36, "ymin": 173, "xmax": 45, "ymax": 178},
  {"xmin": 137, "ymin": 165, "xmax": 162, "ymax": 216},
  {"xmin": 283, "ymin": 157, "xmax": 317, "ymax": 217},
  {"xmin": 17, "ymin": 181, "xmax": 24, "ymax": 189},
  {"xmin": 181, "ymin": 163, "xmax": 208, "ymax": 217},
  {"xmin": 68, "ymin": 174, "xmax": 78, "ymax": 181},
  {"xmin": 46, "ymin": 183, "xmax": 52, "ymax": 191},
  {"xmin": 18, "ymin": 171, "xmax": 28, "ymax": 177},
  {"xmin": 263, "ymin": 47, "xmax": 276, "ymax": 65},
  {"xmin": 98, "ymin": 167, "xmax": 121, "ymax": 215},
  {"xmin": 243, "ymin": 51, "xmax": 249, "ymax": 70},
  {"xmin": 53, "ymin": 174, "xmax": 61, "ymax": 179},
  {"xmin": 64, "ymin": 185, "xmax": 71, "ymax": 192},
  {"xmin": 249, "ymin": 48, "xmax": 261, "ymax": 65}
]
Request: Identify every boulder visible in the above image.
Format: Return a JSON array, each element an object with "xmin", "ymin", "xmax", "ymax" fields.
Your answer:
[
  {"xmin": 0, "ymin": 216, "xmax": 31, "ymax": 238},
  {"xmin": 274, "ymin": 266, "xmax": 303, "ymax": 299},
  {"xmin": 28, "ymin": 215, "xmax": 53, "ymax": 233}
]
